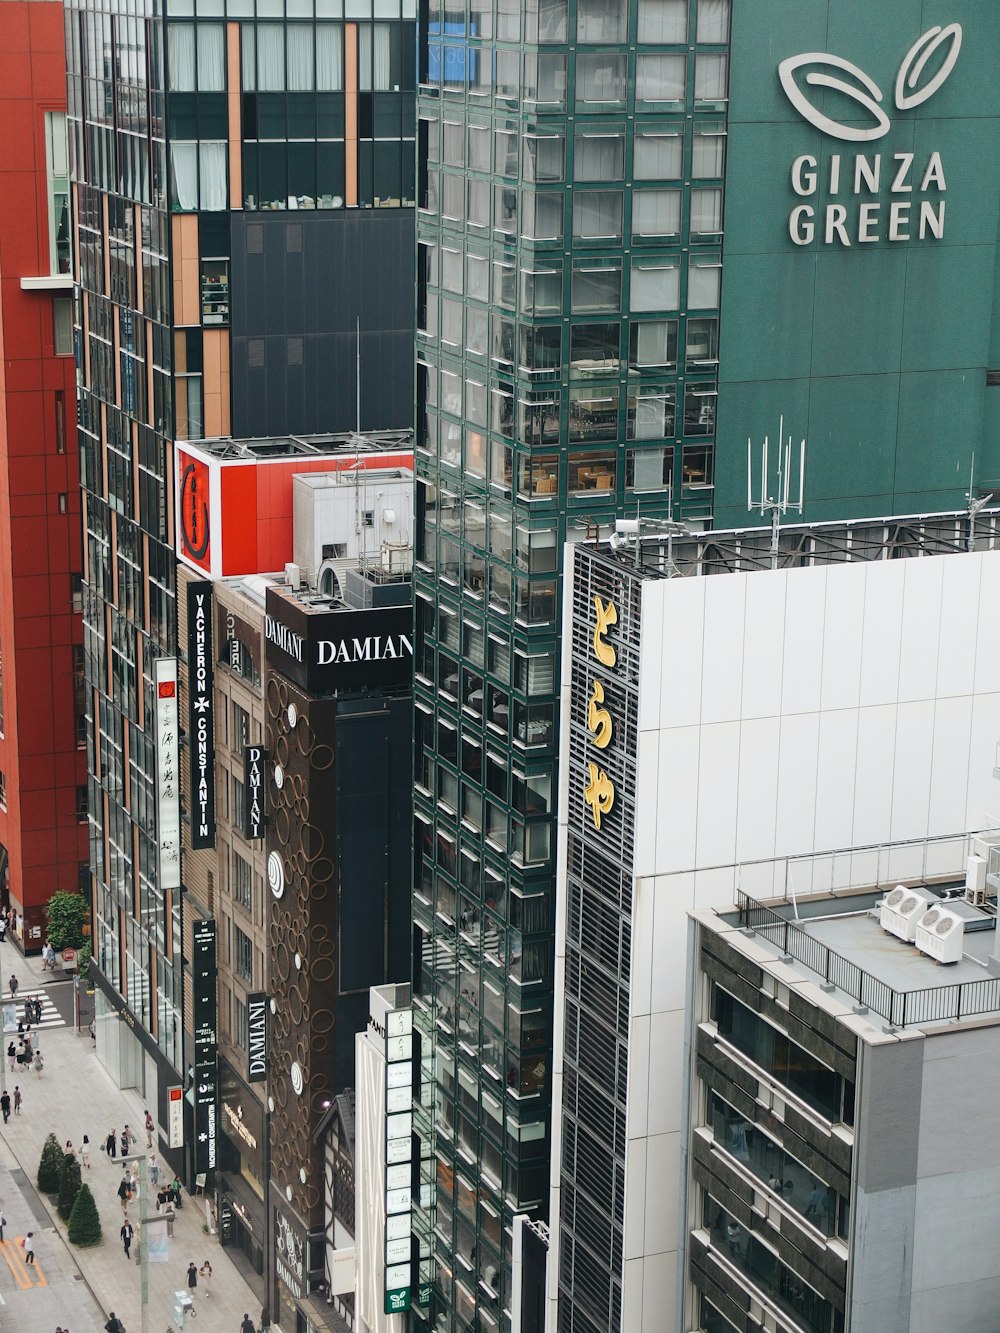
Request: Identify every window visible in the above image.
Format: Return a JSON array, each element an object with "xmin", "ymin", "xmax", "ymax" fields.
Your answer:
[
  {"xmin": 626, "ymin": 446, "xmax": 673, "ymax": 491},
  {"xmin": 576, "ymin": 53, "xmax": 626, "ymax": 106},
  {"xmin": 232, "ymin": 777, "xmax": 247, "ymax": 833},
  {"xmin": 77, "ymin": 784, "xmax": 89, "ymax": 822},
  {"xmin": 691, "ymin": 188, "xmax": 723, "ymax": 234},
  {"xmin": 686, "ymin": 317, "xmax": 719, "ymax": 368},
  {"xmin": 631, "ymin": 260, "xmax": 680, "ymax": 311},
  {"xmin": 53, "ymin": 298, "xmax": 74, "ymax": 357},
  {"xmin": 688, "ymin": 260, "xmax": 722, "ymax": 308},
  {"xmin": 235, "ymin": 925, "xmax": 253, "ymax": 982},
  {"xmin": 629, "ymin": 320, "xmax": 678, "ymax": 369},
  {"xmin": 232, "ymin": 849, "xmax": 253, "ymax": 910},
  {"xmin": 633, "ymin": 190, "xmax": 681, "ymax": 238},
  {"xmin": 697, "ymin": 0, "xmax": 731, "ymax": 41},
  {"xmin": 637, "ymin": 0, "xmax": 686, "ymax": 41},
  {"xmin": 693, "ymin": 129, "xmax": 726, "ymax": 178},
  {"xmin": 634, "ymin": 132, "xmax": 682, "ymax": 180},
  {"xmin": 574, "ymin": 133, "xmax": 624, "ymax": 182},
  {"xmin": 576, "ymin": 0, "xmax": 625, "ymax": 42},
  {"xmin": 232, "ymin": 702, "xmax": 250, "ymax": 749},
  {"xmin": 636, "ymin": 54, "xmax": 685, "ymax": 102},
  {"xmin": 572, "ymin": 263, "xmax": 621, "ymax": 314},
  {"xmin": 683, "ymin": 389, "xmax": 717, "ymax": 437},
  {"xmin": 568, "ymin": 450, "xmax": 617, "ymax": 493},
  {"xmin": 234, "ymin": 993, "xmax": 249, "ymax": 1049},
  {"xmin": 0, "ymin": 770, "xmax": 7, "ymax": 809},
  {"xmin": 45, "ymin": 112, "xmax": 70, "ymax": 275},
  {"xmin": 695, "ymin": 53, "xmax": 729, "ymax": 102},
  {"xmin": 628, "ymin": 385, "xmax": 675, "ymax": 439},
  {"xmin": 573, "ymin": 191, "xmax": 623, "ymax": 241}
]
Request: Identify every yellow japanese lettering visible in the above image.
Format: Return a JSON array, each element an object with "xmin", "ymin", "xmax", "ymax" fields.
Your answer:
[{"xmin": 593, "ymin": 595, "xmax": 618, "ymax": 668}]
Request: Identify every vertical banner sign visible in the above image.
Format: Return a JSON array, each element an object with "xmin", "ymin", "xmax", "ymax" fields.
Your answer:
[
  {"xmin": 187, "ymin": 581, "xmax": 216, "ymax": 849},
  {"xmin": 247, "ymin": 991, "xmax": 268, "ymax": 1083},
  {"xmin": 167, "ymin": 1085, "xmax": 184, "ymax": 1150},
  {"xmin": 154, "ymin": 659, "xmax": 181, "ymax": 891},
  {"xmin": 384, "ymin": 1007, "xmax": 413, "ymax": 1316},
  {"xmin": 243, "ymin": 746, "xmax": 267, "ymax": 840},
  {"xmin": 192, "ymin": 919, "xmax": 219, "ymax": 1178}
]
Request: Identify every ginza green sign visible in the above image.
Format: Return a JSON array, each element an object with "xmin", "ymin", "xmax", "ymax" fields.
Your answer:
[{"xmin": 385, "ymin": 1287, "xmax": 411, "ymax": 1314}]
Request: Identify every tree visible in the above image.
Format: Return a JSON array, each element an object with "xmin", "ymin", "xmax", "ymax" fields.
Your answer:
[
  {"xmin": 57, "ymin": 1152, "xmax": 82, "ymax": 1221},
  {"xmin": 68, "ymin": 1183, "xmax": 102, "ymax": 1246},
  {"xmin": 44, "ymin": 891, "xmax": 88, "ymax": 950},
  {"xmin": 37, "ymin": 1133, "xmax": 64, "ymax": 1194}
]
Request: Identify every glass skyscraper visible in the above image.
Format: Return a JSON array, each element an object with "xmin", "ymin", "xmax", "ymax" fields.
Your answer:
[{"xmin": 411, "ymin": 0, "xmax": 730, "ymax": 1325}]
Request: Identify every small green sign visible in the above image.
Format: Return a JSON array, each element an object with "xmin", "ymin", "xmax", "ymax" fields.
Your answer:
[
  {"xmin": 417, "ymin": 1282, "xmax": 433, "ymax": 1307},
  {"xmin": 385, "ymin": 1287, "xmax": 411, "ymax": 1314}
]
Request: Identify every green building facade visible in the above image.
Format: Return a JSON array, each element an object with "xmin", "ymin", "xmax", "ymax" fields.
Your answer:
[{"xmin": 714, "ymin": 0, "xmax": 1000, "ymax": 527}]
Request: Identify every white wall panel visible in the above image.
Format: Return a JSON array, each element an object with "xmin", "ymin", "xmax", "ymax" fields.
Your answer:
[
  {"xmin": 973, "ymin": 553, "xmax": 1000, "ymax": 694},
  {"xmin": 927, "ymin": 696, "xmax": 974, "ymax": 834},
  {"xmin": 819, "ymin": 562, "xmax": 866, "ymax": 713},
  {"xmin": 852, "ymin": 704, "xmax": 898, "ymax": 846},
  {"xmin": 638, "ymin": 584, "xmax": 664, "ymax": 734},
  {"xmin": 812, "ymin": 709, "xmax": 859, "ymax": 851},
  {"xmin": 773, "ymin": 711, "xmax": 820, "ymax": 856},
  {"xmin": 655, "ymin": 727, "xmax": 700, "ymax": 873},
  {"xmin": 740, "ymin": 572, "xmax": 786, "ymax": 720},
  {"xmin": 935, "ymin": 555, "xmax": 981, "ymax": 699},
  {"xmin": 779, "ymin": 567, "xmax": 826, "ymax": 715},
  {"xmin": 694, "ymin": 721, "xmax": 741, "ymax": 867},
  {"xmin": 630, "ymin": 877, "xmax": 655, "ymax": 1020},
  {"xmin": 889, "ymin": 700, "xmax": 935, "ymax": 841},
  {"xmin": 859, "ymin": 560, "xmax": 905, "ymax": 708},
  {"xmin": 658, "ymin": 576, "xmax": 705, "ymax": 729},
  {"xmin": 734, "ymin": 717, "xmax": 781, "ymax": 862},
  {"xmin": 649, "ymin": 872, "xmax": 694, "ymax": 1015},
  {"xmin": 699, "ymin": 576, "xmax": 747, "ymax": 724},
  {"xmin": 897, "ymin": 558, "xmax": 943, "ymax": 703},
  {"xmin": 646, "ymin": 1008, "xmax": 685, "ymax": 1137}
]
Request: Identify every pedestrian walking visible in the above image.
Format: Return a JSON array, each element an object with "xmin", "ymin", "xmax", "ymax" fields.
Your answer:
[
  {"xmin": 0, "ymin": 1091, "xmax": 9, "ymax": 1123},
  {"xmin": 148, "ymin": 1153, "xmax": 159, "ymax": 1186},
  {"xmin": 80, "ymin": 1134, "xmax": 91, "ymax": 1169},
  {"xmin": 186, "ymin": 1259, "xmax": 198, "ymax": 1296},
  {"xmin": 41, "ymin": 941, "xmax": 50, "ymax": 972},
  {"xmin": 106, "ymin": 1128, "xmax": 117, "ymax": 1159},
  {"xmin": 117, "ymin": 1177, "xmax": 131, "ymax": 1213},
  {"xmin": 120, "ymin": 1125, "xmax": 135, "ymax": 1156},
  {"xmin": 89, "ymin": 1019, "xmax": 96, "ymax": 1045},
  {"xmin": 260, "ymin": 1306, "xmax": 271, "ymax": 1332},
  {"xmin": 199, "ymin": 1258, "xmax": 213, "ymax": 1296},
  {"xmin": 65, "ymin": 1140, "xmax": 76, "ymax": 1158},
  {"xmin": 120, "ymin": 1218, "xmax": 134, "ymax": 1258},
  {"xmin": 13, "ymin": 1085, "xmax": 22, "ymax": 1115},
  {"xmin": 241, "ymin": 1316, "xmax": 256, "ymax": 1333},
  {"xmin": 33, "ymin": 1050, "xmax": 43, "ymax": 1078},
  {"xmin": 0, "ymin": 914, "xmax": 6, "ymax": 942},
  {"xmin": 144, "ymin": 1109, "xmax": 154, "ymax": 1147},
  {"xmin": 6, "ymin": 1041, "xmax": 14, "ymax": 1073},
  {"xmin": 0, "ymin": 1211, "xmax": 6, "ymax": 1241},
  {"xmin": 105, "ymin": 1312, "xmax": 125, "ymax": 1333},
  {"xmin": 22, "ymin": 1231, "xmax": 33, "ymax": 1264},
  {"xmin": 32, "ymin": 997, "xmax": 41, "ymax": 1026},
  {"xmin": 7, "ymin": 974, "xmax": 17, "ymax": 999}
]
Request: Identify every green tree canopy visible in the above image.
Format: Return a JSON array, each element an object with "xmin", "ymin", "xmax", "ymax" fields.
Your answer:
[
  {"xmin": 44, "ymin": 891, "xmax": 88, "ymax": 950},
  {"xmin": 37, "ymin": 1133, "xmax": 63, "ymax": 1194},
  {"xmin": 68, "ymin": 1183, "xmax": 102, "ymax": 1246},
  {"xmin": 57, "ymin": 1152, "xmax": 82, "ymax": 1221}
]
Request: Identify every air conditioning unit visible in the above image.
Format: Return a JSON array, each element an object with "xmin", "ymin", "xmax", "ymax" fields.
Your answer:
[
  {"xmin": 915, "ymin": 904, "xmax": 965, "ymax": 964},
  {"xmin": 381, "ymin": 541, "xmax": 412, "ymax": 575},
  {"xmin": 965, "ymin": 855, "xmax": 988, "ymax": 907},
  {"xmin": 879, "ymin": 885, "xmax": 935, "ymax": 943}
]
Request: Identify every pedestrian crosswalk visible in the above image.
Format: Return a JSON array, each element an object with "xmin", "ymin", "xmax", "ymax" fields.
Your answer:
[{"xmin": 1, "ymin": 990, "xmax": 65, "ymax": 1032}]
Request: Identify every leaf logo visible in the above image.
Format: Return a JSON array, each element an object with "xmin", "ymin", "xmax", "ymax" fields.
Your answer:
[{"xmin": 778, "ymin": 25, "xmax": 963, "ymax": 142}]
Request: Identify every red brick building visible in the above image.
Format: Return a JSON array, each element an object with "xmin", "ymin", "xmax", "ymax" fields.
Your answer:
[{"xmin": 0, "ymin": 0, "xmax": 87, "ymax": 948}]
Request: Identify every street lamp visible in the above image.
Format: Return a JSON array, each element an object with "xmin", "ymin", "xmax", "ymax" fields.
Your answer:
[{"xmin": 123, "ymin": 1151, "xmax": 150, "ymax": 1333}]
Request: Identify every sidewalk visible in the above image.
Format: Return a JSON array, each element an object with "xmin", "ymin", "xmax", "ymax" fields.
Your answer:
[{"xmin": 0, "ymin": 947, "xmax": 268, "ymax": 1333}]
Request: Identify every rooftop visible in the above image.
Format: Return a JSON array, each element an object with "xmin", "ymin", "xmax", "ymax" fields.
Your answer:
[
  {"xmin": 189, "ymin": 428, "xmax": 413, "ymax": 460},
  {"xmin": 731, "ymin": 882, "xmax": 1000, "ymax": 1030}
]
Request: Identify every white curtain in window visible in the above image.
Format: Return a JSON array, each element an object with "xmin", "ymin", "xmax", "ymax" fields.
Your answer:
[
  {"xmin": 636, "ymin": 54, "xmax": 685, "ymax": 101},
  {"xmin": 688, "ymin": 262, "xmax": 720, "ymax": 308},
  {"xmin": 240, "ymin": 25, "xmax": 256, "ymax": 89},
  {"xmin": 637, "ymin": 0, "xmax": 686, "ymax": 42},
  {"xmin": 576, "ymin": 0, "xmax": 625, "ymax": 43},
  {"xmin": 630, "ymin": 262, "xmax": 678, "ymax": 310},
  {"xmin": 632, "ymin": 189, "xmax": 680, "ymax": 237},
  {"xmin": 691, "ymin": 187, "xmax": 722, "ymax": 233},
  {"xmin": 167, "ymin": 24, "xmax": 196, "ymax": 91},
  {"xmin": 197, "ymin": 24, "xmax": 225, "ymax": 91},
  {"xmin": 695, "ymin": 53, "xmax": 728, "ymax": 99},
  {"xmin": 634, "ymin": 321, "xmax": 674, "ymax": 366},
  {"xmin": 521, "ymin": 194, "xmax": 562, "ymax": 241},
  {"xmin": 574, "ymin": 135, "xmax": 623, "ymax": 182},
  {"xmin": 633, "ymin": 133, "xmax": 682, "ymax": 180},
  {"xmin": 576, "ymin": 53, "xmax": 625, "ymax": 103},
  {"xmin": 169, "ymin": 143, "xmax": 198, "ymax": 209},
  {"xmin": 525, "ymin": 53, "xmax": 566, "ymax": 102},
  {"xmin": 287, "ymin": 26, "xmax": 314, "ymax": 88},
  {"xmin": 316, "ymin": 25, "xmax": 343, "ymax": 90},
  {"xmin": 358, "ymin": 24, "xmax": 372, "ymax": 90},
  {"xmin": 696, "ymin": 0, "xmax": 730, "ymax": 42},
  {"xmin": 573, "ymin": 191, "xmax": 622, "ymax": 239},
  {"xmin": 634, "ymin": 402, "xmax": 671, "ymax": 441},
  {"xmin": 374, "ymin": 24, "xmax": 391, "ymax": 88},
  {"xmin": 692, "ymin": 131, "xmax": 726, "ymax": 177},
  {"xmin": 257, "ymin": 23, "xmax": 286, "ymax": 90},
  {"xmin": 199, "ymin": 142, "xmax": 227, "ymax": 211}
]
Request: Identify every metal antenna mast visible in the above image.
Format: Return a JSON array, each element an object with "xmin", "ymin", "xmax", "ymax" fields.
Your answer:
[
  {"xmin": 747, "ymin": 415, "xmax": 807, "ymax": 569},
  {"xmin": 965, "ymin": 453, "xmax": 993, "ymax": 553}
]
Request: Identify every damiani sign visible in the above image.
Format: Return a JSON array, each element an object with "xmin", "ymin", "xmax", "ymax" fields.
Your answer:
[
  {"xmin": 264, "ymin": 588, "xmax": 413, "ymax": 693},
  {"xmin": 778, "ymin": 24, "xmax": 961, "ymax": 247}
]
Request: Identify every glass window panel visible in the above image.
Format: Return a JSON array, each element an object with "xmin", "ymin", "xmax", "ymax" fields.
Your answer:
[
  {"xmin": 570, "ymin": 322, "xmax": 619, "ymax": 377},
  {"xmin": 568, "ymin": 386, "xmax": 619, "ymax": 442},
  {"xmin": 637, "ymin": 0, "xmax": 686, "ymax": 42},
  {"xmin": 634, "ymin": 132, "xmax": 682, "ymax": 180},
  {"xmin": 632, "ymin": 190, "xmax": 681, "ymax": 238},
  {"xmin": 627, "ymin": 387, "xmax": 675, "ymax": 440},
  {"xmin": 572, "ymin": 191, "xmax": 623, "ymax": 240},
  {"xmin": 257, "ymin": 23, "xmax": 286, "ymax": 90},
  {"xmin": 576, "ymin": 53, "xmax": 626, "ymax": 106},
  {"xmin": 574, "ymin": 133, "xmax": 624, "ymax": 182},
  {"xmin": 683, "ymin": 388, "xmax": 717, "ymax": 437},
  {"xmin": 525, "ymin": 0, "xmax": 567, "ymax": 42},
  {"xmin": 567, "ymin": 450, "xmax": 616, "ymax": 491},
  {"xmin": 467, "ymin": 253, "xmax": 489, "ymax": 300},
  {"xmin": 468, "ymin": 124, "xmax": 490, "ymax": 170},
  {"xmin": 523, "ymin": 135, "xmax": 564, "ymax": 183},
  {"xmin": 317, "ymin": 25, "xmax": 343, "ymax": 88},
  {"xmin": 686, "ymin": 316, "xmax": 718, "ymax": 367},
  {"xmin": 629, "ymin": 319, "xmax": 677, "ymax": 368},
  {"xmin": 572, "ymin": 264, "xmax": 621, "ymax": 314},
  {"xmin": 691, "ymin": 187, "xmax": 723, "ymax": 233},
  {"xmin": 167, "ymin": 24, "xmax": 196, "ymax": 91},
  {"xmin": 468, "ymin": 179, "xmax": 490, "ymax": 228},
  {"xmin": 627, "ymin": 445, "xmax": 672, "ymax": 490},
  {"xmin": 577, "ymin": 0, "xmax": 625, "ymax": 43},
  {"xmin": 688, "ymin": 261, "xmax": 720, "ymax": 307},
  {"xmin": 520, "ymin": 269, "xmax": 563, "ymax": 316},
  {"xmin": 636, "ymin": 53, "xmax": 686, "ymax": 101},
  {"xmin": 521, "ymin": 193, "xmax": 563, "ymax": 242},
  {"xmin": 524, "ymin": 53, "xmax": 566, "ymax": 104},
  {"xmin": 197, "ymin": 24, "xmax": 225, "ymax": 91},
  {"xmin": 495, "ymin": 50, "xmax": 520, "ymax": 101},
  {"xmin": 695, "ymin": 52, "xmax": 728, "ymax": 100},
  {"xmin": 692, "ymin": 130, "xmax": 726, "ymax": 177},
  {"xmin": 696, "ymin": 0, "xmax": 730, "ymax": 42}
]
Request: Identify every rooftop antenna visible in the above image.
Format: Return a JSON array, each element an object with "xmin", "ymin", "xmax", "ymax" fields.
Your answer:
[
  {"xmin": 608, "ymin": 486, "xmax": 689, "ymax": 576},
  {"xmin": 965, "ymin": 452, "xmax": 993, "ymax": 553},
  {"xmin": 356, "ymin": 316, "xmax": 361, "ymax": 435},
  {"xmin": 747, "ymin": 415, "xmax": 806, "ymax": 570}
]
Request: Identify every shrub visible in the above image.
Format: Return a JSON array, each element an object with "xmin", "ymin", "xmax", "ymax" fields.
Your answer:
[
  {"xmin": 37, "ymin": 1133, "xmax": 63, "ymax": 1194},
  {"xmin": 44, "ymin": 891, "xmax": 89, "ymax": 950},
  {"xmin": 68, "ymin": 1184, "xmax": 102, "ymax": 1246},
  {"xmin": 57, "ymin": 1152, "xmax": 82, "ymax": 1221}
]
